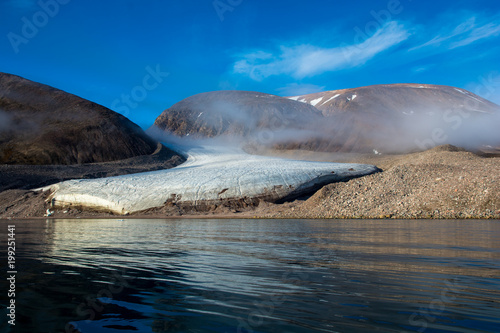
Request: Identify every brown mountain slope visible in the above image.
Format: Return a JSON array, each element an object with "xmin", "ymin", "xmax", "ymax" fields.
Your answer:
[
  {"xmin": 0, "ymin": 72, "xmax": 161, "ymax": 165},
  {"xmin": 153, "ymin": 84, "xmax": 500, "ymax": 154},
  {"xmin": 152, "ymin": 90, "xmax": 323, "ymax": 139},
  {"xmin": 289, "ymin": 83, "xmax": 500, "ymax": 153},
  {"xmin": 290, "ymin": 83, "xmax": 499, "ymax": 116}
]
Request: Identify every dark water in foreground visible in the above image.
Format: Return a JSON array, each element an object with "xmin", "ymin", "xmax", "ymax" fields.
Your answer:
[{"xmin": 1, "ymin": 219, "xmax": 500, "ymax": 333}]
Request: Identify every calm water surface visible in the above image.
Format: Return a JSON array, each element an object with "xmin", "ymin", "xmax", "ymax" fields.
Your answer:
[{"xmin": 1, "ymin": 219, "xmax": 499, "ymax": 333}]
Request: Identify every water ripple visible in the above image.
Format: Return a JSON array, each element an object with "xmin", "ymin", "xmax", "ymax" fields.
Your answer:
[{"xmin": 1, "ymin": 218, "xmax": 499, "ymax": 333}]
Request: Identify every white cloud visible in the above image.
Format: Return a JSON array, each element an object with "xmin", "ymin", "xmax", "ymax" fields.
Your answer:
[
  {"xmin": 410, "ymin": 15, "xmax": 500, "ymax": 51},
  {"xmin": 233, "ymin": 21, "xmax": 409, "ymax": 80},
  {"xmin": 450, "ymin": 22, "xmax": 500, "ymax": 48}
]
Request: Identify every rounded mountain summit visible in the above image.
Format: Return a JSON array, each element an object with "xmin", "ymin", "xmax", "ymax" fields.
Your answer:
[
  {"xmin": 152, "ymin": 90, "xmax": 322, "ymax": 138},
  {"xmin": 152, "ymin": 85, "xmax": 500, "ymax": 153},
  {"xmin": 0, "ymin": 73, "xmax": 170, "ymax": 165}
]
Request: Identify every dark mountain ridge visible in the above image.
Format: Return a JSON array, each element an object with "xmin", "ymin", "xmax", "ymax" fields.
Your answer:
[{"xmin": 0, "ymin": 72, "xmax": 161, "ymax": 165}]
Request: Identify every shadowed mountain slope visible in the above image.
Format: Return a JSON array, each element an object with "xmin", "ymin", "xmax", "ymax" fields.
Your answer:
[
  {"xmin": 0, "ymin": 72, "xmax": 162, "ymax": 165},
  {"xmin": 152, "ymin": 90, "xmax": 323, "ymax": 139}
]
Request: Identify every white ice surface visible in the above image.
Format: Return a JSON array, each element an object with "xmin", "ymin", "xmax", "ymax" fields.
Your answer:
[{"xmin": 43, "ymin": 145, "xmax": 379, "ymax": 215}]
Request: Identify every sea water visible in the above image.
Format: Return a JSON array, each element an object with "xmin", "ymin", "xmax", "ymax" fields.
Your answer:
[{"xmin": 1, "ymin": 219, "xmax": 499, "ymax": 332}]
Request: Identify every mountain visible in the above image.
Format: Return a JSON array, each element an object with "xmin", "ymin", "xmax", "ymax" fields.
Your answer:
[
  {"xmin": 0, "ymin": 72, "xmax": 160, "ymax": 165},
  {"xmin": 154, "ymin": 84, "xmax": 500, "ymax": 154},
  {"xmin": 152, "ymin": 90, "xmax": 323, "ymax": 139},
  {"xmin": 289, "ymin": 83, "xmax": 500, "ymax": 116},
  {"xmin": 287, "ymin": 83, "xmax": 500, "ymax": 153}
]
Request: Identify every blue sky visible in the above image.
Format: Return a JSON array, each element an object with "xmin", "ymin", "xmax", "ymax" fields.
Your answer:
[{"xmin": 1, "ymin": 0, "xmax": 500, "ymax": 128}]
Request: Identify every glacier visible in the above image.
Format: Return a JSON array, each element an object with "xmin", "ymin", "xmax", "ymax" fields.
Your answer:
[{"xmin": 41, "ymin": 144, "xmax": 380, "ymax": 215}]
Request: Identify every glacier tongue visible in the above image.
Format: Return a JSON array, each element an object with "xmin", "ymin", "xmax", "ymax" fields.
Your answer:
[{"xmin": 43, "ymin": 145, "xmax": 379, "ymax": 215}]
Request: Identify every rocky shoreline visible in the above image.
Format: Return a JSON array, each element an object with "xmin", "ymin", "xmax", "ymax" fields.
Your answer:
[
  {"xmin": 1, "ymin": 145, "xmax": 499, "ymax": 220},
  {"xmin": 261, "ymin": 145, "xmax": 500, "ymax": 219}
]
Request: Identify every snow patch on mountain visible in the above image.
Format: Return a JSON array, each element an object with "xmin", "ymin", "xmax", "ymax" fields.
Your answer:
[
  {"xmin": 322, "ymin": 94, "xmax": 340, "ymax": 105},
  {"xmin": 310, "ymin": 97, "xmax": 324, "ymax": 106},
  {"xmin": 468, "ymin": 95, "xmax": 487, "ymax": 105},
  {"xmin": 454, "ymin": 88, "xmax": 468, "ymax": 95},
  {"xmin": 287, "ymin": 96, "xmax": 309, "ymax": 104}
]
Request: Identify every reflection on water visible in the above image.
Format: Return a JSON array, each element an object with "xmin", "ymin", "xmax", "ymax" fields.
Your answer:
[{"xmin": 1, "ymin": 219, "xmax": 500, "ymax": 333}]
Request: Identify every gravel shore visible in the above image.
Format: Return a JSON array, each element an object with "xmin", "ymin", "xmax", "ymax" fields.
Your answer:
[
  {"xmin": 1, "ymin": 145, "xmax": 498, "ymax": 219},
  {"xmin": 262, "ymin": 145, "xmax": 500, "ymax": 219}
]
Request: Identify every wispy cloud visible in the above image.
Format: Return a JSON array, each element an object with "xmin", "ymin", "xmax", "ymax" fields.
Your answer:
[
  {"xmin": 410, "ymin": 14, "xmax": 500, "ymax": 51},
  {"xmin": 412, "ymin": 65, "xmax": 434, "ymax": 73},
  {"xmin": 233, "ymin": 21, "xmax": 409, "ymax": 81},
  {"xmin": 450, "ymin": 21, "xmax": 500, "ymax": 48}
]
